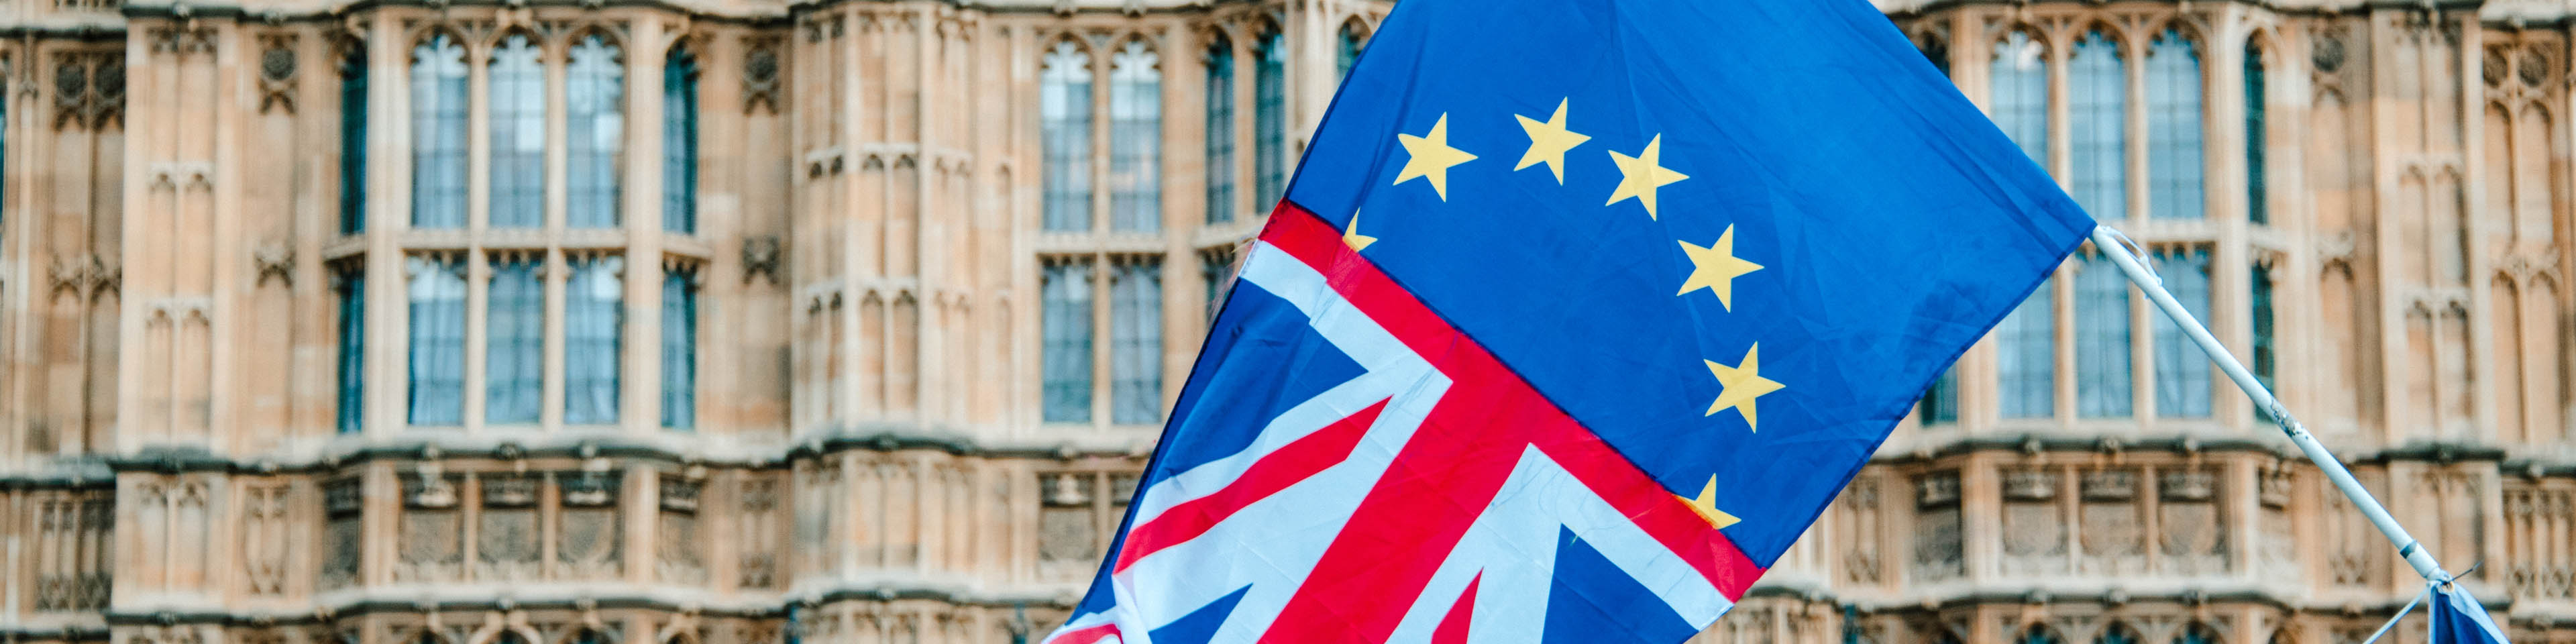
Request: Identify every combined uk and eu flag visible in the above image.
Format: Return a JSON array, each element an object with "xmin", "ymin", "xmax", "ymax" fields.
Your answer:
[{"xmin": 1044, "ymin": 0, "xmax": 2098, "ymax": 641}]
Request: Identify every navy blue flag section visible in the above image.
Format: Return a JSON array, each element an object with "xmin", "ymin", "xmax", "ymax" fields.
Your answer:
[
  {"xmin": 1042, "ymin": 0, "xmax": 2097, "ymax": 641},
  {"xmin": 2430, "ymin": 586, "xmax": 2514, "ymax": 644}
]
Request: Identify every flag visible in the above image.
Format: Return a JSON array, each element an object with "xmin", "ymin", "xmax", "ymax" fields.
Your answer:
[
  {"xmin": 1041, "ymin": 0, "xmax": 2094, "ymax": 641},
  {"xmin": 2430, "ymin": 584, "xmax": 2514, "ymax": 643}
]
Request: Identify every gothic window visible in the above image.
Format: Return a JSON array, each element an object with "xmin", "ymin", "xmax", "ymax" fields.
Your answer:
[
  {"xmin": 1111, "ymin": 258, "xmax": 1164, "ymax": 424},
  {"xmin": 2076, "ymin": 252, "xmax": 2134, "ymax": 418},
  {"xmin": 1338, "ymin": 21, "xmax": 1366, "ymax": 78},
  {"xmin": 1109, "ymin": 40, "xmax": 1162, "ymax": 232},
  {"xmin": 2096, "ymin": 624, "xmax": 2138, "ymax": 644},
  {"xmin": 2153, "ymin": 247, "xmax": 2214, "ymax": 417},
  {"xmin": 2020, "ymin": 627, "xmax": 2063, "ymax": 644},
  {"xmin": 662, "ymin": 266, "xmax": 699, "ymax": 430},
  {"xmin": 335, "ymin": 268, "xmax": 366, "ymax": 434},
  {"xmin": 2252, "ymin": 262, "xmax": 2277, "ymax": 394},
  {"xmin": 1042, "ymin": 41, "xmax": 1094, "ymax": 231},
  {"xmin": 490, "ymin": 33, "xmax": 545, "ymax": 228},
  {"xmin": 1997, "ymin": 278, "xmax": 2055, "ymax": 419},
  {"xmin": 2244, "ymin": 40, "xmax": 2267, "ymax": 225},
  {"xmin": 339, "ymin": 42, "xmax": 368, "ymax": 235},
  {"xmin": 486, "ymin": 255, "xmax": 544, "ymax": 424},
  {"xmin": 1918, "ymin": 32, "xmax": 1949, "ymax": 77},
  {"xmin": 1042, "ymin": 258, "xmax": 1095, "ymax": 423},
  {"xmin": 1254, "ymin": 30, "xmax": 1288, "ymax": 209},
  {"xmin": 568, "ymin": 34, "xmax": 625, "ymax": 228},
  {"xmin": 1919, "ymin": 367, "xmax": 1957, "ymax": 425},
  {"xmin": 565, "ymin": 254, "xmax": 625, "ymax": 424},
  {"xmin": 2070, "ymin": 29, "xmax": 2127, "ymax": 219},
  {"xmin": 1205, "ymin": 35, "xmax": 1238, "ymax": 225},
  {"xmin": 1990, "ymin": 30, "xmax": 2048, "ymax": 166},
  {"xmin": 2148, "ymin": 28, "xmax": 2205, "ymax": 220},
  {"xmin": 407, "ymin": 255, "xmax": 468, "ymax": 426},
  {"xmin": 2174, "ymin": 625, "xmax": 2218, "ymax": 644},
  {"xmin": 664, "ymin": 44, "xmax": 700, "ymax": 234},
  {"xmin": 1201, "ymin": 247, "xmax": 1234, "ymax": 320},
  {"xmin": 411, "ymin": 33, "xmax": 469, "ymax": 229}
]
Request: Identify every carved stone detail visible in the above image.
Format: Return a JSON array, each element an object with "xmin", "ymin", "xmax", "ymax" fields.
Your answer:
[{"xmin": 258, "ymin": 34, "xmax": 298, "ymax": 113}]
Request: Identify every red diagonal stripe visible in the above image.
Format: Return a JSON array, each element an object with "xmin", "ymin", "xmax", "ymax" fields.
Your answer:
[
  {"xmin": 1430, "ymin": 574, "xmax": 1481, "ymax": 644},
  {"xmin": 1116, "ymin": 397, "xmax": 1394, "ymax": 573}
]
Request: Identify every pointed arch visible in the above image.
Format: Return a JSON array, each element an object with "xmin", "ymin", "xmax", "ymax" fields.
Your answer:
[
  {"xmin": 2244, "ymin": 32, "xmax": 2270, "ymax": 225},
  {"xmin": 2094, "ymin": 622, "xmax": 2139, "ymax": 644},
  {"xmin": 1203, "ymin": 30, "xmax": 1238, "ymax": 225},
  {"xmin": 2173, "ymin": 622, "xmax": 2220, "ymax": 644},
  {"xmin": 2019, "ymin": 625, "xmax": 2067, "ymax": 644},
  {"xmin": 2147, "ymin": 24, "xmax": 2204, "ymax": 219},
  {"xmin": 1992, "ymin": 27, "xmax": 2051, "ymax": 165},
  {"xmin": 489, "ymin": 28, "xmax": 547, "ymax": 228},
  {"xmin": 409, "ymin": 29, "xmax": 470, "ymax": 229},
  {"xmin": 1108, "ymin": 37, "xmax": 1162, "ymax": 233},
  {"xmin": 1336, "ymin": 17, "xmax": 1370, "ymax": 78},
  {"xmin": 1252, "ymin": 23, "xmax": 1288, "ymax": 209},
  {"xmin": 1041, "ymin": 37, "xmax": 1095, "ymax": 232},
  {"xmin": 2495, "ymin": 272, "xmax": 2528, "ymax": 441},
  {"xmin": 338, "ymin": 34, "xmax": 370, "ymax": 235},
  {"xmin": 568, "ymin": 29, "xmax": 626, "ymax": 228},
  {"xmin": 663, "ymin": 40, "xmax": 701, "ymax": 234},
  {"xmin": 2070, "ymin": 27, "xmax": 2128, "ymax": 219}
]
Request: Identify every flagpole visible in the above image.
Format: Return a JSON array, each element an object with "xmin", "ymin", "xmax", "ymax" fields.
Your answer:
[{"xmin": 2086, "ymin": 225, "xmax": 2457, "ymax": 587}]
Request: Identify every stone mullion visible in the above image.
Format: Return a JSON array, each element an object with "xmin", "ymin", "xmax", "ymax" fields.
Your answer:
[
  {"xmin": 627, "ymin": 462, "xmax": 659, "ymax": 584},
  {"xmin": 465, "ymin": 249, "xmax": 490, "ymax": 433},
  {"xmin": 368, "ymin": 13, "xmax": 411, "ymax": 438},
  {"xmin": 2209, "ymin": 11, "xmax": 2255, "ymax": 431},
  {"xmin": 2049, "ymin": 27, "xmax": 2079, "ymax": 431},
  {"xmin": 628, "ymin": 17, "xmax": 669, "ymax": 436},
  {"xmin": 1161, "ymin": 21, "xmax": 1195, "ymax": 413},
  {"xmin": 2226, "ymin": 455, "xmax": 2261, "ymax": 580},
  {"xmin": 460, "ymin": 471, "xmax": 482, "ymax": 582},
  {"xmin": 2365, "ymin": 9, "xmax": 2410, "ymax": 447},
  {"xmin": 2141, "ymin": 463, "xmax": 2163, "ymax": 576}
]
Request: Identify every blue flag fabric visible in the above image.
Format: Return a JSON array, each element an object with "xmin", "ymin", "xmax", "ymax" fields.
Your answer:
[
  {"xmin": 2431, "ymin": 586, "xmax": 2514, "ymax": 644},
  {"xmin": 1042, "ymin": 0, "xmax": 2096, "ymax": 640}
]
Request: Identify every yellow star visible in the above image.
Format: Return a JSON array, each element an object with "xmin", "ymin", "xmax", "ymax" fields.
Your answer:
[
  {"xmin": 1513, "ymin": 99, "xmax": 1591, "ymax": 184},
  {"xmin": 1393, "ymin": 113, "xmax": 1479, "ymax": 201},
  {"xmin": 1344, "ymin": 209, "xmax": 1378, "ymax": 252},
  {"xmin": 1606, "ymin": 134, "xmax": 1689, "ymax": 219},
  {"xmin": 1676, "ymin": 476, "xmax": 1740, "ymax": 529},
  {"xmin": 1676, "ymin": 225, "xmax": 1764, "ymax": 310},
  {"xmin": 1703, "ymin": 343, "xmax": 1785, "ymax": 431}
]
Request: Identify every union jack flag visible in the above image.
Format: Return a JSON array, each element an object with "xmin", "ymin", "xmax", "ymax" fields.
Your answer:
[{"xmin": 1042, "ymin": 0, "xmax": 2094, "ymax": 640}]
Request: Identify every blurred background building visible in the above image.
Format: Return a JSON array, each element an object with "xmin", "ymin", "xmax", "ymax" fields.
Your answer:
[{"xmin": 0, "ymin": 0, "xmax": 2566, "ymax": 642}]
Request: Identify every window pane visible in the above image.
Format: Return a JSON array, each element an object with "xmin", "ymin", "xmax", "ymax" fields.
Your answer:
[
  {"xmin": 1997, "ymin": 280, "xmax": 2055, "ymax": 419},
  {"xmin": 1042, "ymin": 260, "xmax": 1095, "ymax": 423},
  {"xmin": 490, "ymin": 34, "xmax": 545, "ymax": 228},
  {"xmin": 410, "ymin": 34, "xmax": 468, "ymax": 229},
  {"xmin": 1254, "ymin": 32, "xmax": 1288, "ymax": 209},
  {"xmin": 2153, "ymin": 248, "xmax": 2212, "ymax": 418},
  {"xmin": 1042, "ymin": 42, "xmax": 1093, "ymax": 231},
  {"xmin": 2252, "ymin": 262, "xmax": 2276, "ymax": 396},
  {"xmin": 1205, "ymin": 40, "xmax": 1237, "ymax": 225},
  {"xmin": 2244, "ymin": 42, "xmax": 2267, "ymax": 225},
  {"xmin": 1109, "ymin": 42, "xmax": 1161, "ymax": 233},
  {"xmin": 1919, "ymin": 34, "xmax": 1949, "ymax": 77},
  {"xmin": 340, "ymin": 44, "xmax": 368, "ymax": 235},
  {"xmin": 1990, "ymin": 31, "xmax": 2048, "ymax": 166},
  {"xmin": 566, "ymin": 255, "xmax": 625, "ymax": 424},
  {"xmin": 1337, "ymin": 23, "xmax": 1364, "ymax": 79},
  {"xmin": 336, "ymin": 270, "xmax": 366, "ymax": 434},
  {"xmin": 1201, "ymin": 249, "xmax": 1234, "ymax": 321},
  {"xmin": 406, "ymin": 256, "xmax": 466, "ymax": 425},
  {"xmin": 2070, "ymin": 30, "xmax": 2126, "ymax": 219},
  {"xmin": 568, "ymin": 35, "xmax": 625, "ymax": 229},
  {"xmin": 1112, "ymin": 258, "xmax": 1164, "ymax": 424},
  {"xmin": 2077, "ymin": 253, "xmax": 2133, "ymax": 418},
  {"xmin": 2149, "ymin": 29, "xmax": 2204, "ymax": 220},
  {"xmin": 486, "ymin": 256, "xmax": 543, "ymax": 424},
  {"xmin": 1920, "ymin": 366, "xmax": 1957, "ymax": 426},
  {"xmin": 663, "ymin": 46, "xmax": 700, "ymax": 234},
  {"xmin": 662, "ymin": 268, "xmax": 698, "ymax": 430}
]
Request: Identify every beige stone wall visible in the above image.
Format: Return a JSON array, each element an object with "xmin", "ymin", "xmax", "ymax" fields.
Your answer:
[{"xmin": 0, "ymin": 1, "xmax": 2570, "ymax": 643}]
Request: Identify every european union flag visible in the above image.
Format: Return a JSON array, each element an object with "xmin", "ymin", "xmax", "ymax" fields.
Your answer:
[{"xmin": 1043, "ymin": 0, "xmax": 2093, "ymax": 641}]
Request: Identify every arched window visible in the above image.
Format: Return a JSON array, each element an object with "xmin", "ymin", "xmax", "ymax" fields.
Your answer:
[
  {"xmin": 489, "ymin": 33, "xmax": 545, "ymax": 228},
  {"xmin": 1204, "ymin": 34, "xmax": 1236, "ymax": 224},
  {"xmin": 2244, "ymin": 39, "xmax": 2267, "ymax": 225},
  {"xmin": 1338, "ymin": 21, "xmax": 1366, "ymax": 78},
  {"xmin": 2096, "ymin": 624, "xmax": 2138, "ymax": 644},
  {"xmin": 2070, "ymin": 29, "xmax": 2126, "ymax": 219},
  {"xmin": 2077, "ymin": 250, "xmax": 2134, "ymax": 419},
  {"xmin": 2251, "ymin": 261, "xmax": 2277, "ymax": 394},
  {"xmin": 1920, "ymin": 366, "xmax": 1957, "ymax": 425},
  {"xmin": 1990, "ymin": 30, "xmax": 2048, "ymax": 165},
  {"xmin": 411, "ymin": 33, "xmax": 469, "ymax": 229},
  {"xmin": 663, "ymin": 44, "xmax": 700, "ymax": 234},
  {"xmin": 2149, "ymin": 28, "xmax": 2204, "ymax": 219},
  {"xmin": 568, "ymin": 34, "xmax": 625, "ymax": 228},
  {"xmin": 1041, "ymin": 258, "xmax": 1095, "ymax": 423},
  {"xmin": 2174, "ymin": 624, "xmax": 2218, "ymax": 644},
  {"xmin": 339, "ymin": 42, "xmax": 368, "ymax": 234},
  {"xmin": 1041, "ymin": 41, "xmax": 1093, "ymax": 231},
  {"xmin": 1108, "ymin": 40, "xmax": 1161, "ymax": 232},
  {"xmin": 2021, "ymin": 627, "xmax": 2063, "ymax": 644},
  {"xmin": 406, "ymin": 255, "xmax": 468, "ymax": 426},
  {"xmin": 566, "ymin": 254, "xmax": 625, "ymax": 424},
  {"xmin": 1918, "ymin": 32, "xmax": 1949, "ymax": 77},
  {"xmin": 1254, "ymin": 30, "xmax": 1288, "ymax": 209},
  {"xmin": 2153, "ymin": 247, "xmax": 2213, "ymax": 417},
  {"xmin": 1110, "ymin": 257, "xmax": 1163, "ymax": 424},
  {"xmin": 486, "ymin": 254, "xmax": 543, "ymax": 424},
  {"xmin": 1998, "ymin": 274, "xmax": 2055, "ymax": 419}
]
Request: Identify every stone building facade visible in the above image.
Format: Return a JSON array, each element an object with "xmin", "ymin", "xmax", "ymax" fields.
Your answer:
[{"xmin": 0, "ymin": 0, "xmax": 2569, "ymax": 642}]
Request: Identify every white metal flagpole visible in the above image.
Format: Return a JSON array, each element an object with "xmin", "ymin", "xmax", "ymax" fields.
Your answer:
[{"xmin": 2086, "ymin": 225, "xmax": 2458, "ymax": 587}]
